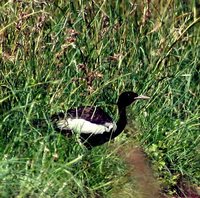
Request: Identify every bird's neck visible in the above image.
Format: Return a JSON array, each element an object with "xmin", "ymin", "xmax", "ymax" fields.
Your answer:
[{"xmin": 112, "ymin": 105, "xmax": 127, "ymax": 139}]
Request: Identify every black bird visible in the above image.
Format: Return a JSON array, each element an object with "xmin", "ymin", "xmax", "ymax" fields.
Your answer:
[{"xmin": 51, "ymin": 91, "xmax": 150, "ymax": 148}]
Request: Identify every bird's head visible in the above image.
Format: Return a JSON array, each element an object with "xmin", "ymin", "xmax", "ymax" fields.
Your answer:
[{"xmin": 117, "ymin": 91, "xmax": 150, "ymax": 107}]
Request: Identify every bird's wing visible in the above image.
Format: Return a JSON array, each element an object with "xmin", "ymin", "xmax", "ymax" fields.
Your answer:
[{"xmin": 67, "ymin": 106, "xmax": 113, "ymax": 124}]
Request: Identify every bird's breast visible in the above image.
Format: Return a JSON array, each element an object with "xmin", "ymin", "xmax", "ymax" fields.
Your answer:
[{"xmin": 56, "ymin": 118, "xmax": 117, "ymax": 135}]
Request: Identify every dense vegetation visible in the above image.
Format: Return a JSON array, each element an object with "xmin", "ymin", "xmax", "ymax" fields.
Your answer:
[{"xmin": 0, "ymin": 1, "xmax": 199, "ymax": 197}]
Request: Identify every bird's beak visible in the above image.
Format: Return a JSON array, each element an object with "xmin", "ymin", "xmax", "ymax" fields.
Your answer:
[{"xmin": 135, "ymin": 95, "xmax": 150, "ymax": 100}]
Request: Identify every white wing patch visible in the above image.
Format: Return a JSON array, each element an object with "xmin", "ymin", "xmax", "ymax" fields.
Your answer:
[{"xmin": 56, "ymin": 118, "xmax": 117, "ymax": 134}]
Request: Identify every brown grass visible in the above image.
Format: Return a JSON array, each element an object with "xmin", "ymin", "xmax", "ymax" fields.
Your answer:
[{"xmin": 109, "ymin": 140, "xmax": 164, "ymax": 198}]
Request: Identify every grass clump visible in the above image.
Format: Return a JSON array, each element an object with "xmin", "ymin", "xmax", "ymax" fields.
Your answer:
[{"xmin": 0, "ymin": 0, "xmax": 199, "ymax": 197}]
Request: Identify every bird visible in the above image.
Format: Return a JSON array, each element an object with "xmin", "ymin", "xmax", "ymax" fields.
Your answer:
[{"xmin": 51, "ymin": 91, "xmax": 150, "ymax": 149}]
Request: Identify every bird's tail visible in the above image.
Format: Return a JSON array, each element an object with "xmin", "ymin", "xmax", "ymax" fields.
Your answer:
[
  {"xmin": 32, "ymin": 118, "xmax": 49, "ymax": 128},
  {"xmin": 32, "ymin": 112, "xmax": 65, "ymax": 130}
]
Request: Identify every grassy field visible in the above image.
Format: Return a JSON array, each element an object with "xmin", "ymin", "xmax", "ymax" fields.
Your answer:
[{"xmin": 0, "ymin": 1, "xmax": 199, "ymax": 197}]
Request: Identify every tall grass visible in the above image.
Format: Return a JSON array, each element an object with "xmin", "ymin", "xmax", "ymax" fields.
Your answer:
[{"xmin": 0, "ymin": 1, "xmax": 199, "ymax": 197}]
